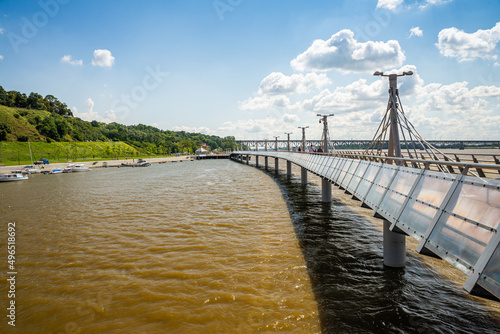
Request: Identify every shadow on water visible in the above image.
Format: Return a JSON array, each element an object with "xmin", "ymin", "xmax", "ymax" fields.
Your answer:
[{"xmin": 255, "ymin": 164, "xmax": 500, "ymax": 334}]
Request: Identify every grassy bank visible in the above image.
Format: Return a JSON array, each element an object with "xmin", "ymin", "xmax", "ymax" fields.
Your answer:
[{"xmin": 0, "ymin": 141, "xmax": 142, "ymax": 166}]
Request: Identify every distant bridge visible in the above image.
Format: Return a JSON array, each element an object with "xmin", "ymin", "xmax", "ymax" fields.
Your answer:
[
  {"xmin": 230, "ymin": 150, "xmax": 500, "ymax": 301},
  {"xmin": 235, "ymin": 139, "xmax": 500, "ymax": 150}
]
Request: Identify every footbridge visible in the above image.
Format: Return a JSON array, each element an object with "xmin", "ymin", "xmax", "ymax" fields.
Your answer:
[
  {"xmin": 230, "ymin": 150, "xmax": 500, "ymax": 301},
  {"xmin": 229, "ymin": 71, "xmax": 500, "ymax": 301}
]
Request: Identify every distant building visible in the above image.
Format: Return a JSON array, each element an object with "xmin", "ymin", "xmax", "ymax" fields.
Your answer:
[{"xmin": 195, "ymin": 146, "xmax": 208, "ymax": 155}]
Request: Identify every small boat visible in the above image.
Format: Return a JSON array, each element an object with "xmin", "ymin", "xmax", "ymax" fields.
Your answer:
[
  {"xmin": 50, "ymin": 169, "xmax": 63, "ymax": 174},
  {"xmin": 22, "ymin": 165, "xmax": 40, "ymax": 174},
  {"xmin": 120, "ymin": 159, "xmax": 151, "ymax": 167},
  {"xmin": 0, "ymin": 173, "xmax": 28, "ymax": 182},
  {"xmin": 63, "ymin": 164, "xmax": 91, "ymax": 173}
]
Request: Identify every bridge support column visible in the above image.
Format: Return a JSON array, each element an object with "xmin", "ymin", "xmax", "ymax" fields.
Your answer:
[
  {"xmin": 301, "ymin": 167, "xmax": 307, "ymax": 184},
  {"xmin": 265, "ymin": 157, "xmax": 268, "ymax": 169},
  {"xmin": 246, "ymin": 155, "xmax": 249, "ymax": 165},
  {"xmin": 383, "ymin": 220, "xmax": 406, "ymax": 267},
  {"xmin": 255, "ymin": 156, "xmax": 259, "ymax": 167},
  {"xmin": 286, "ymin": 161, "xmax": 292, "ymax": 176},
  {"xmin": 321, "ymin": 178, "xmax": 332, "ymax": 202},
  {"xmin": 275, "ymin": 158, "xmax": 279, "ymax": 171}
]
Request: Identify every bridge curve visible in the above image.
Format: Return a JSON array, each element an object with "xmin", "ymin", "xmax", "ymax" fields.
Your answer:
[{"xmin": 230, "ymin": 150, "xmax": 500, "ymax": 301}]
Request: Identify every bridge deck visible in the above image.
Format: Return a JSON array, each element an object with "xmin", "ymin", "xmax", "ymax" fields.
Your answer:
[{"xmin": 231, "ymin": 151, "xmax": 500, "ymax": 301}]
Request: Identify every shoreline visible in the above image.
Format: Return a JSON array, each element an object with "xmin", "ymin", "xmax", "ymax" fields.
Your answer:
[{"xmin": 0, "ymin": 155, "xmax": 195, "ymax": 174}]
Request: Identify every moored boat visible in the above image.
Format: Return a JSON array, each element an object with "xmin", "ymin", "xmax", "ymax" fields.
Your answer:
[
  {"xmin": 63, "ymin": 164, "xmax": 91, "ymax": 173},
  {"xmin": 0, "ymin": 173, "xmax": 28, "ymax": 182}
]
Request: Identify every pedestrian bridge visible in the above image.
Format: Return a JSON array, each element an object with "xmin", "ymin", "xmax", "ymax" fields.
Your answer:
[{"xmin": 230, "ymin": 150, "xmax": 500, "ymax": 301}]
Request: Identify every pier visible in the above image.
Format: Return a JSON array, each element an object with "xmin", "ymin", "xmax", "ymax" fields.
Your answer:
[{"xmin": 229, "ymin": 72, "xmax": 500, "ymax": 301}]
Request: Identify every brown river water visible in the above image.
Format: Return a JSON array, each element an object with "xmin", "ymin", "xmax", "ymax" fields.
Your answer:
[{"xmin": 1, "ymin": 158, "xmax": 500, "ymax": 333}]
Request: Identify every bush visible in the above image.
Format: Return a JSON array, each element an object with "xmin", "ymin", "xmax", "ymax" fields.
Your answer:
[{"xmin": 17, "ymin": 135, "xmax": 29, "ymax": 142}]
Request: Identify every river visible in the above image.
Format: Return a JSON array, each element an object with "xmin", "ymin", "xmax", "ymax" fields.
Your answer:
[{"xmin": 1, "ymin": 159, "xmax": 499, "ymax": 333}]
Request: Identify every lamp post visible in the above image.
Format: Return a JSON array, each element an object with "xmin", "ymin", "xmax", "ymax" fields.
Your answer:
[
  {"xmin": 285, "ymin": 132, "xmax": 293, "ymax": 176},
  {"xmin": 273, "ymin": 136, "xmax": 280, "ymax": 171},
  {"xmin": 317, "ymin": 113, "xmax": 334, "ymax": 203},
  {"xmin": 373, "ymin": 70, "xmax": 413, "ymax": 162},
  {"xmin": 373, "ymin": 70, "xmax": 413, "ymax": 268},
  {"xmin": 297, "ymin": 126, "xmax": 309, "ymax": 184},
  {"xmin": 317, "ymin": 113, "xmax": 334, "ymax": 154},
  {"xmin": 284, "ymin": 132, "xmax": 292, "ymax": 151},
  {"xmin": 298, "ymin": 126, "xmax": 309, "ymax": 152}
]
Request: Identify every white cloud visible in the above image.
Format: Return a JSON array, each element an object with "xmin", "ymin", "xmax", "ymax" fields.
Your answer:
[
  {"xmin": 259, "ymin": 72, "xmax": 331, "ymax": 95},
  {"xmin": 436, "ymin": 22, "xmax": 500, "ymax": 62},
  {"xmin": 172, "ymin": 125, "xmax": 216, "ymax": 135},
  {"xmin": 0, "ymin": 55, "xmax": 4, "ymax": 61},
  {"xmin": 290, "ymin": 29, "xmax": 405, "ymax": 73},
  {"xmin": 91, "ymin": 49, "xmax": 115, "ymax": 68},
  {"xmin": 0, "ymin": 27, "xmax": 4, "ymax": 34},
  {"xmin": 217, "ymin": 117, "xmax": 299, "ymax": 139},
  {"xmin": 72, "ymin": 98, "xmax": 117, "ymax": 123},
  {"xmin": 409, "ymin": 26, "xmax": 423, "ymax": 38},
  {"xmin": 282, "ymin": 113, "xmax": 300, "ymax": 123},
  {"xmin": 376, "ymin": 0, "xmax": 404, "ymax": 11},
  {"xmin": 239, "ymin": 94, "xmax": 292, "ymax": 111},
  {"xmin": 60, "ymin": 55, "xmax": 83, "ymax": 66},
  {"xmin": 419, "ymin": 0, "xmax": 453, "ymax": 9}
]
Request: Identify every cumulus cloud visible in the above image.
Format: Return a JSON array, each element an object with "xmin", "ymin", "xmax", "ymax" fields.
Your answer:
[
  {"xmin": 258, "ymin": 72, "xmax": 331, "ymax": 95},
  {"xmin": 376, "ymin": 0, "xmax": 404, "ymax": 11},
  {"xmin": 409, "ymin": 26, "xmax": 423, "ymax": 38},
  {"xmin": 239, "ymin": 95, "xmax": 292, "ymax": 111},
  {"xmin": 290, "ymin": 29, "xmax": 405, "ymax": 73},
  {"xmin": 217, "ymin": 117, "xmax": 299, "ymax": 139},
  {"xmin": 60, "ymin": 55, "xmax": 83, "ymax": 66},
  {"xmin": 436, "ymin": 22, "xmax": 500, "ymax": 62},
  {"xmin": 72, "ymin": 98, "xmax": 117, "ymax": 123},
  {"xmin": 92, "ymin": 49, "xmax": 115, "ymax": 68}
]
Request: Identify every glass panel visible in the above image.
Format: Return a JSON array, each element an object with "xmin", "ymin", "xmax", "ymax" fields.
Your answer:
[
  {"xmin": 397, "ymin": 174, "xmax": 453, "ymax": 237},
  {"xmin": 378, "ymin": 170, "xmax": 419, "ymax": 221},
  {"xmin": 481, "ymin": 243, "xmax": 500, "ymax": 297},
  {"xmin": 445, "ymin": 180, "xmax": 500, "ymax": 230},
  {"xmin": 332, "ymin": 158, "xmax": 347, "ymax": 183},
  {"xmin": 364, "ymin": 166, "xmax": 397, "ymax": 208},
  {"xmin": 429, "ymin": 213, "xmax": 492, "ymax": 267},
  {"xmin": 326, "ymin": 158, "xmax": 339, "ymax": 179},
  {"xmin": 348, "ymin": 162, "xmax": 369, "ymax": 195},
  {"xmin": 343, "ymin": 160, "xmax": 360, "ymax": 190},
  {"xmin": 337, "ymin": 159, "xmax": 352, "ymax": 186},
  {"xmin": 355, "ymin": 164, "xmax": 381, "ymax": 200}
]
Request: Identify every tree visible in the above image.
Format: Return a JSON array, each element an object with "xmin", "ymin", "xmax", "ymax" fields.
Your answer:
[
  {"xmin": 14, "ymin": 92, "xmax": 28, "ymax": 108},
  {"xmin": 0, "ymin": 86, "xmax": 7, "ymax": 106},
  {"xmin": 27, "ymin": 92, "xmax": 46, "ymax": 110}
]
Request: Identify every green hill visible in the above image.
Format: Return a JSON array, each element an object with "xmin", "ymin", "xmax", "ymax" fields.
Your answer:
[{"xmin": 0, "ymin": 87, "xmax": 236, "ymax": 165}]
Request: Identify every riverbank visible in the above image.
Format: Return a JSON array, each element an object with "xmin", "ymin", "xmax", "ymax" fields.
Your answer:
[{"xmin": 0, "ymin": 155, "xmax": 194, "ymax": 173}]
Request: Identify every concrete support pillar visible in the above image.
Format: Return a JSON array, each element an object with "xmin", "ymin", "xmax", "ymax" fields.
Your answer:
[
  {"xmin": 265, "ymin": 156, "xmax": 268, "ymax": 169},
  {"xmin": 286, "ymin": 161, "xmax": 292, "ymax": 176},
  {"xmin": 301, "ymin": 167, "xmax": 307, "ymax": 184},
  {"xmin": 275, "ymin": 158, "xmax": 279, "ymax": 171},
  {"xmin": 321, "ymin": 178, "xmax": 332, "ymax": 203},
  {"xmin": 246, "ymin": 155, "xmax": 249, "ymax": 165},
  {"xmin": 383, "ymin": 220, "xmax": 406, "ymax": 267},
  {"xmin": 255, "ymin": 156, "xmax": 259, "ymax": 167}
]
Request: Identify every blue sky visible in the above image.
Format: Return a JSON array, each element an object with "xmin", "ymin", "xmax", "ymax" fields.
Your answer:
[{"xmin": 1, "ymin": 0, "xmax": 499, "ymax": 140}]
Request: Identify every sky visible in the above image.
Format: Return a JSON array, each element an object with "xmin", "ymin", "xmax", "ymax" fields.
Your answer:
[{"xmin": 0, "ymin": 0, "xmax": 499, "ymax": 141}]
